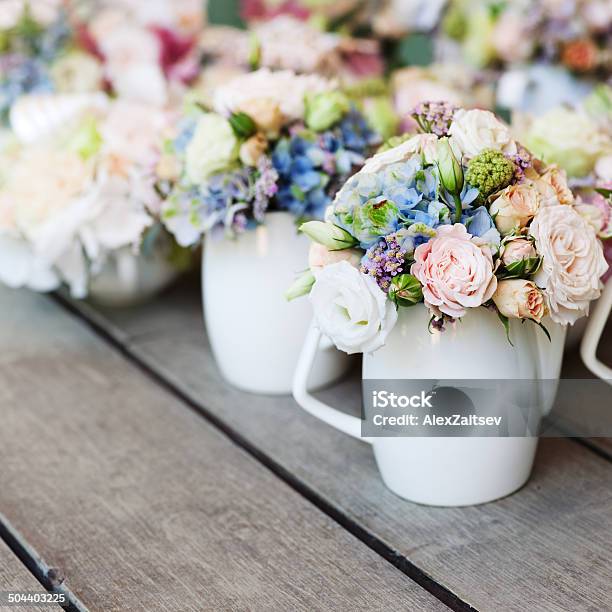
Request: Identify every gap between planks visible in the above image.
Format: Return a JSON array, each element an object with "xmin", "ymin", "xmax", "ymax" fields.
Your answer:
[
  {"xmin": 51, "ymin": 292, "xmax": 476, "ymax": 612},
  {"xmin": 0, "ymin": 513, "xmax": 88, "ymax": 612}
]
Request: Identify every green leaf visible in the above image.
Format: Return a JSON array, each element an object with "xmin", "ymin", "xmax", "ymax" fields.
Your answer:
[
  {"xmin": 395, "ymin": 34, "xmax": 434, "ymax": 68},
  {"xmin": 229, "ymin": 112, "xmax": 257, "ymax": 139},
  {"xmin": 595, "ymin": 188, "xmax": 612, "ymax": 199},
  {"xmin": 497, "ymin": 311, "xmax": 514, "ymax": 346}
]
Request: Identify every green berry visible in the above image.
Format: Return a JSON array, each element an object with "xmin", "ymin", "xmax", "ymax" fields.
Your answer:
[{"xmin": 466, "ymin": 149, "xmax": 516, "ymax": 199}]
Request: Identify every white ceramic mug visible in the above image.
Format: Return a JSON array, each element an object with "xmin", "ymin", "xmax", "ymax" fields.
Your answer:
[
  {"xmin": 581, "ymin": 278, "xmax": 612, "ymax": 383},
  {"xmin": 89, "ymin": 246, "xmax": 179, "ymax": 308},
  {"xmin": 203, "ymin": 212, "xmax": 351, "ymax": 394},
  {"xmin": 293, "ymin": 305, "xmax": 566, "ymax": 506}
]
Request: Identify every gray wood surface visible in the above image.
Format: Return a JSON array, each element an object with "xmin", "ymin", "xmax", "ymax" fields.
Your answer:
[
  {"xmin": 75, "ymin": 280, "xmax": 612, "ymax": 612},
  {"xmin": 0, "ymin": 540, "xmax": 59, "ymax": 611},
  {"xmin": 0, "ymin": 287, "xmax": 443, "ymax": 612}
]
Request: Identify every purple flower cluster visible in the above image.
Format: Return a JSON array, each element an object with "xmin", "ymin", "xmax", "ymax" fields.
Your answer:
[
  {"xmin": 509, "ymin": 146, "xmax": 533, "ymax": 182},
  {"xmin": 412, "ymin": 101, "xmax": 457, "ymax": 137},
  {"xmin": 360, "ymin": 234, "xmax": 407, "ymax": 293},
  {"xmin": 253, "ymin": 156, "xmax": 279, "ymax": 222}
]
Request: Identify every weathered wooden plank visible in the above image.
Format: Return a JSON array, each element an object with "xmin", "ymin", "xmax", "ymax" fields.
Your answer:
[
  {"xmin": 77, "ymin": 280, "xmax": 612, "ymax": 612},
  {"xmin": 0, "ymin": 287, "xmax": 444, "ymax": 612},
  {"xmin": 0, "ymin": 539, "xmax": 60, "ymax": 612}
]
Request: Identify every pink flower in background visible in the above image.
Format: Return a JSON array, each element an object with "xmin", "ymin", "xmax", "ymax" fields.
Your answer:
[
  {"xmin": 411, "ymin": 224, "xmax": 497, "ymax": 319},
  {"xmin": 241, "ymin": 0, "xmax": 309, "ymax": 21}
]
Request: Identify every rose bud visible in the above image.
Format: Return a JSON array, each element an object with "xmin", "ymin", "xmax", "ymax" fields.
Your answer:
[
  {"xmin": 493, "ymin": 280, "xmax": 547, "ymax": 323},
  {"xmin": 238, "ymin": 98, "xmax": 284, "ymax": 138},
  {"xmin": 239, "ymin": 133, "xmax": 268, "ymax": 167},
  {"xmin": 501, "ymin": 238, "xmax": 537, "ymax": 266},
  {"xmin": 489, "ymin": 183, "xmax": 541, "ymax": 235}
]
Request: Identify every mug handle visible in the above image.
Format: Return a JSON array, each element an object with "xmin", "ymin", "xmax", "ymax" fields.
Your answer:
[
  {"xmin": 293, "ymin": 321, "xmax": 372, "ymax": 444},
  {"xmin": 580, "ymin": 277, "xmax": 612, "ymax": 383}
]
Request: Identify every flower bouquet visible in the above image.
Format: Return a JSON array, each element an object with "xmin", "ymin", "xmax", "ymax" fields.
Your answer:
[
  {"xmin": 160, "ymin": 68, "xmax": 381, "ymax": 393},
  {"xmin": 0, "ymin": 94, "xmax": 188, "ymax": 305},
  {"xmin": 291, "ymin": 104, "xmax": 608, "ymax": 506}
]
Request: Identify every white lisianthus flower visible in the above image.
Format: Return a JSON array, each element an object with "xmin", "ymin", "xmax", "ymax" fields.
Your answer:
[
  {"xmin": 449, "ymin": 109, "xmax": 516, "ymax": 159},
  {"xmin": 309, "ymin": 260, "xmax": 398, "ymax": 355},
  {"xmin": 530, "ymin": 205, "xmax": 609, "ymax": 325},
  {"xmin": 361, "ymin": 134, "xmax": 438, "ymax": 174},
  {"xmin": 185, "ymin": 113, "xmax": 238, "ymax": 185},
  {"xmin": 213, "ymin": 69, "xmax": 333, "ymax": 126}
]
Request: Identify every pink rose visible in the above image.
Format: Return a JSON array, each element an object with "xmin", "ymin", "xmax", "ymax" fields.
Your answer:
[
  {"xmin": 490, "ymin": 183, "xmax": 541, "ymax": 235},
  {"xmin": 535, "ymin": 165, "xmax": 574, "ymax": 206},
  {"xmin": 411, "ymin": 224, "xmax": 497, "ymax": 319}
]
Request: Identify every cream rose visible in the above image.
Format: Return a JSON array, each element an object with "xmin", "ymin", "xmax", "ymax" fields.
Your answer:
[
  {"xmin": 213, "ymin": 69, "xmax": 333, "ymax": 125},
  {"xmin": 239, "ymin": 100, "xmax": 283, "ymax": 139},
  {"xmin": 185, "ymin": 113, "xmax": 238, "ymax": 185},
  {"xmin": 411, "ymin": 224, "xmax": 497, "ymax": 319},
  {"xmin": 490, "ymin": 183, "xmax": 541, "ymax": 235},
  {"xmin": 449, "ymin": 109, "xmax": 516, "ymax": 159},
  {"xmin": 493, "ymin": 280, "xmax": 547, "ymax": 323},
  {"xmin": 501, "ymin": 238, "xmax": 537, "ymax": 266},
  {"xmin": 535, "ymin": 165, "xmax": 574, "ymax": 206},
  {"xmin": 308, "ymin": 243, "xmax": 362, "ymax": 274},
  {"xmin": 530, "ymin": 205, "xmax": 609, "ymax": 324},
  {"xmin": 309, "ymin": 260, "xmax": 398, "ymax": 354}
]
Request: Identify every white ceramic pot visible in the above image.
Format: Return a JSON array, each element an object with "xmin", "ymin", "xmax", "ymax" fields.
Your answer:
[
  {"xmin": 89, "ymin": 247, "xmax": 179, "ymax": 308},
  {"xmin": 202, "ymin": 212, "xmax": 351, "ymax": 395},
  {"xmin": 294, "ymin": 305, "xmax": 566, "ymax": 507}
]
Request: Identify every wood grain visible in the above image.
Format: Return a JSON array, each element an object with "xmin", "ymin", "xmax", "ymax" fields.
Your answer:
[
  {"xmin": 0, "ymin": 540, "xmax": 60, "ymax": 611},
  {"xmin": 0, "ymin": 287, "xmax": 443, "ymax": 612},
  {"xmin": 77, "ymin": 280, "xmax": 612, "ymax": 612}
]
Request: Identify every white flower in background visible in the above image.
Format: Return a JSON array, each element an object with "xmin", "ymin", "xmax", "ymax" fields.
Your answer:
[
  {"xmin": 530, "ymin": 205, "xmax": 609, "ymax": 325},
  {"xmin": 374, "ymin": 0, "xmax": 446, "ymax": 36},
  {"xmin": 50, "ymin": 52, "xmax": 104, "ymax": 94},
  {"xmin": 595, "ymin": 155, "xmax": 612, "ymax": 182},
  {"xmin": 392, "ymin": 68, "xmax": 463, "ymax": 118},
  {"xmin": 449, "ymin": 109, "xmax": 516, "ymax": 159},
  {"xmin": 185, "ymin": 113, "xmax": 238, "ymax": 184},
  {"xmin": 253, "ymin": 17, "xmax": 339, "ymax": 74},
  {"xmin": 0, "ymin": 0, "xmax": 62, "ymax": 29},
  {"xmin": 0, "ymin": 235, "xmax": 59, "ymax": 292},
  {"xmin": 92, "ymin": 20, "xmax": 168, "ymax": 106},
  {"xmin": 523, "ymin": 108, "xmax": 609, "ymax": 178},
  {"xmin": 213, "ymin": 69, "xmax": 333, "ymax": 125},
  {"xmin": 309, "ymin": 260, "xmax": 398, "ymax": 354},
  {"xmin": 100, "ymin": 0, "xmax": 205, "ymax": 34},
  {"xmin": 491, "ymin": 10, "xmax": 534, "ymax": 64}
]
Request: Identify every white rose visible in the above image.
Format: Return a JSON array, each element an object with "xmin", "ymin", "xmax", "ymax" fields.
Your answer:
[
  {"xmin": 449, "ymin": 109, "xmax": 516, "ymax": 159},
  {"xmin": 309, "ymin": 260, "xmax": 398, "ymax": 354},
  {"xmin": 530, "ymin": 205, "xmax": 609, "ymax": 325},
  {"xmin": 185, "ymin": 113, "xmax": 238, "ymax": 185}
]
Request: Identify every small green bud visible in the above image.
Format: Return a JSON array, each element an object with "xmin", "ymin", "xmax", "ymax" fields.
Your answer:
[
  {"xmin": 362, "ymin": 96, "xmax": 399, "ymax": 141},
  {"xmin": 229, "ymin": 112, "xmax": 257, "ymax": 139},
  {"xmin": 300, "ymin": 221, "xmax": 358, "ymax": 250},
  {"xmin": 285, "ymin": 270, "xmax": 316, "ymax": 301},
  {"xmin": 305, "ymin": 91, "xmax": 351, "ymax": 132},
  {"xmin": 436, "ymin": 137, "xmax": 464, "ymax": 195},
  {"xmin": 388, "ymin": 274, "xmax": 423, "ymax": 307},
  {"xmin": 248, "ymin": 33, "xmax": 261, "ymax": 71},
  {"xmin": 466, "ymin": 148, "xmax": 515, "ymax": 199}
]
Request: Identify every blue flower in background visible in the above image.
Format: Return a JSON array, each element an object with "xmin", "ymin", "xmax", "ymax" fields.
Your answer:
[
  {"xmin": 0, "ymin": 54, "xmax": 53, "ymax": 123},
  {"xmin": 272, "ymin": 108, "xmax": 379, "ymax": 220}
]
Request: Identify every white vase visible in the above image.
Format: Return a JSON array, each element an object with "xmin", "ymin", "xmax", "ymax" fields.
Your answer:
[
  {"xmin": 293, "ymin": 305, "xmax": 566, "ymax": 507},
  {"xmin": 88, "ymin": 247, "xmax": 179, "ymax": 308},
  {"xmin": 202, "ymin": 212, "xmax": 351, "ymax": 394}
]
